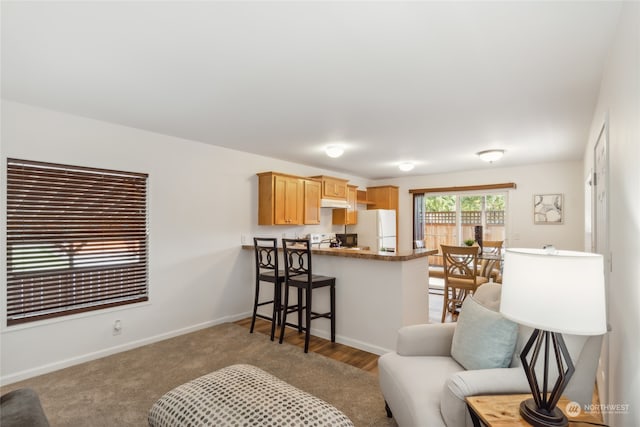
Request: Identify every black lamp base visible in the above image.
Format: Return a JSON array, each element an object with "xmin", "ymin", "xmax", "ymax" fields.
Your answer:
[
  {"xmin": 520, "ymin": 398, "xmax": 568, "ymax": 427},
  {"xmin": 519, "ymin": 330, "xmax": 575, "ymax": 427}
]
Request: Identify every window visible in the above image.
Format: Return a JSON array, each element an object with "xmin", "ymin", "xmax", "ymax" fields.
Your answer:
[
  {"xmin": 6, "ymin": 159, "xmax": 148, "ymax": 326},
  {"xmin": 411, "ymin": 183, "xmax": 515, "ymax": 265}
]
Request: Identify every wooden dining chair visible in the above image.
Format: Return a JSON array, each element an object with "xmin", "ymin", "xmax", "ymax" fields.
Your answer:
[
  {"xmin": 440, "ymin": 245, "xmax": 489, "ymax": 322},
  {"xmin": 482, "ymin": 240, "xmax": 503, "ymax": 256},
  {"xmin": 480, "ymin": 240, "xmax": 504, "ymax": 282}
]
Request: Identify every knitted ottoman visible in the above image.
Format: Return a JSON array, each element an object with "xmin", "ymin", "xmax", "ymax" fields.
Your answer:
[{"xmin": 148, "ymin": 364, "xmax": 354, "ymax": 427}]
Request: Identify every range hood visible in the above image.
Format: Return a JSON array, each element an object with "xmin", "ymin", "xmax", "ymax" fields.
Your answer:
[{"xmin": 320, "ymin": 198, "xmax": 351, "ymax": 209}]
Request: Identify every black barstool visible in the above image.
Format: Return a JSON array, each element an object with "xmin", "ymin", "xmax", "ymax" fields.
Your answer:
[
  {"xmin": 251, "ymin": 237, "xmax": 286, "ymax": 341},
  {"xmin": 279, "ymin": 238, "xmax": 336, "ymax": 353}
]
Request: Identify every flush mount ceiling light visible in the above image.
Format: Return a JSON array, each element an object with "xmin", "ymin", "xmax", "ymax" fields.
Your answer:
[
  {"xmin": 398, "ymin": 162, "xmax": 415, "ymax": 172},
  {"xmin": 476, "ymin": 149, "xmax": 505, "ymax": 163},
  {"xmin": 325, "ymin": 145, "xmax": 345, "ymax": 158}
]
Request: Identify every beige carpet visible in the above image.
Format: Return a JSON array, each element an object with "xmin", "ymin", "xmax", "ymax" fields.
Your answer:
[{"xmin": 1, "ymin": 323, "xmax": 397, "ymax": 427}]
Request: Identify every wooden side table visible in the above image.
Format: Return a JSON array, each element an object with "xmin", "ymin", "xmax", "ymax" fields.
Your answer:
[{"xmin": 466, "ymin": 394, "xmax": 602, "ymax": 427}]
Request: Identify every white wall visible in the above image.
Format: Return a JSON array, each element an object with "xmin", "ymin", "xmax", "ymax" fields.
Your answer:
[
  {"xmin": 584, "ymin": 2, "xmax": 639, "ymax": 424},
  {"xmin": 0, "ymin": 95, "xmax": 619, "ymax": 401},
  {"xmin": 369, "ymin": 161, "xmax": 585, "ymax": 252},
  {"xmin": 0, "ymin": 100, "xmax": 366, "ymax": 384}
]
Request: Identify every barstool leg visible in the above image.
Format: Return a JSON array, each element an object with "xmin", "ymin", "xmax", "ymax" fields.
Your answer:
[
  {"xmin": 330, "ymin": 283, "xmax": 336, "ymax": 343},
  {"xmin": 269, "ymin": 282, "xmax": 278, "ymax": 341},
  {"xmin": 250, "ymin": 278, "xmax": 260, "ymax": 334},
  {"xmin": 297, "ymin": 288, "xmax": 303, "ymax": 333},
  {"xmin": 279, "ymin": 282, "xmax": 290, "ymax": 344},
  {"xmin": 275, "ymin": 282, "xmax": 282, "ymax": 326},
  {"xmin": 304, "ymin": 286, "xmax": 312, "ymax": 353}
]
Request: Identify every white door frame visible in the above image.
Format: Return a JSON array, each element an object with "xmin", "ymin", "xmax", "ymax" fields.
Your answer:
[{"xmin": 593, "ymin": 119, "xmax": 610, "ymax": 413}]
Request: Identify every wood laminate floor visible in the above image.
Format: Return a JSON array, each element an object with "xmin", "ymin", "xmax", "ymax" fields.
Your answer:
[
  {"xmin": 234, "ymin": 317, "xmax": 380, "ymax": 374},
  {"xmin": 234, "ymin": 291, "xmax": 445, "ymax": 375}
]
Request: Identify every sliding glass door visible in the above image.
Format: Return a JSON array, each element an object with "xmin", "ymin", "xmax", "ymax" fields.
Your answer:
[
  {"xmin": 460, "ymin": 194, "xmax": 506, "ymax": 244},
  {"xmin": 422, "ymin": 195, "xmax": 457, "ymax": 259},
  {"xmin": 417, "ymin": 192, "xmax": 507, "ymax": 266}
]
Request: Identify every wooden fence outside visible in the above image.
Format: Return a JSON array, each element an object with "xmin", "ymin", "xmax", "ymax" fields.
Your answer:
[
  {"xmin": 420, "ymin": 210, "xmax": 504, "ymax": 225},
  {"xmin": 422, "ymin": 211, "xmax": 505, "ymax": 266}
]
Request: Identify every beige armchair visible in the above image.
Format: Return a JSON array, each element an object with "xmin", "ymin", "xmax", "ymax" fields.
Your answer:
[{"xmin": 378, "ymin": 283, "xmax": 603, "ymax": 427}]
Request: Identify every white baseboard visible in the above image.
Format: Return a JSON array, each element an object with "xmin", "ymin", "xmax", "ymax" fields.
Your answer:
[
  {"xmin": 0, "ymin": 311, "xmax": 251, "ymax": 386},
  {"xmin": 307, "ymin": 326, "xmax": 392, "ymax": 356},
  {"xmin": 2, "ymin": 312, "xmax": 391, "ymax": 385},
  {"xmin": 335, "ymin": 335, "xmax": 392, "ymax": 356}
]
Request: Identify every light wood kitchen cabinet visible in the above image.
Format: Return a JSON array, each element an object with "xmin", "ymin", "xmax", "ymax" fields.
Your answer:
[
  {"xmin": 332, "ymin": 185, "xmax": 358, "ymax": 225},
  {"xmin": 311, "ymin": 175, "xmax": 349, "ymax": 200},
  {"xmin": 303, "ymin": 179, "xmax": 321, "ymax": 225},
  {"xmin": 356, "ymin": 190, "xmax": 374, "ymax": 205},
  {"xmin": 257, "ymin": 172, "xmax": 304, "ymax": 225},
  {"xmin": 366, "ymin": 185, "xmax": 399, "ymax": 211}
]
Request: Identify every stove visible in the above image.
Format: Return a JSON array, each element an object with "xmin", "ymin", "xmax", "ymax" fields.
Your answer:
[{"xmin": 307, "ymin": 233, "xmax": 336, "ymax": 248}]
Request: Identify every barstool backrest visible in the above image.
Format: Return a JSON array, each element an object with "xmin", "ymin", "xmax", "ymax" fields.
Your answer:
[
  {"xmin": 282, "ymin": 238, "xmax": 312, "ymax": 282},
  {"xmin": 254, "ymin": 237, "xmax": 279, "ymax": 273}
]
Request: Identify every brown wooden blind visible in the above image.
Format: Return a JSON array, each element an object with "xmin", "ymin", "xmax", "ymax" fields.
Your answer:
[{"xmin": 6, "ymin": 158, "xmax": 149, "ymax": 326}]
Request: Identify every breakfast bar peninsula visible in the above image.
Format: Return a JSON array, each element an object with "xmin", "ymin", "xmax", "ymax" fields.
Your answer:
[{"xmin": 243, "ymin": 245, "xmax": 437, "ymax": 355}]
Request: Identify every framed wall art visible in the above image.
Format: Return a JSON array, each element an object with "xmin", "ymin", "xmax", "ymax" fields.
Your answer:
[{"xmin": 534, "ymin": 193, "xmax": 563, "ymax": 224}]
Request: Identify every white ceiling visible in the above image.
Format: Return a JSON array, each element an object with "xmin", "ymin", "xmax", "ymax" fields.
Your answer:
[{"xmin": 1, "ymin": 1, "xmax": 623, "ymax": 179}]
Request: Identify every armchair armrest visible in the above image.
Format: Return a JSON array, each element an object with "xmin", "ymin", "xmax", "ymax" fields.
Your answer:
[
  {"xmin": 446, "ymin": 367, "xmax": 530, "ymax": 399},
  {"xmin": 440, "ymin": 367, "xmax": 531, "ymax": 427},
  {"xmin": 396, "ymin": 323, "xmax": 457, "ymax": 357}
]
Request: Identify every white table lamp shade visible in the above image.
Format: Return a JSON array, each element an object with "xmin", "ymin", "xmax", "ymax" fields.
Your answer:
[{"xmin": 500, "ymin": 248, "xmax": 607, "ymax": 335}]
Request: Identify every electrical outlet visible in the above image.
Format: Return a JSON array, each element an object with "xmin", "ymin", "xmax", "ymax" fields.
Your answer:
[
  {"xmin": 113, "ymin": 319, "xmax": 122, "ymax": 336},
  {"xmin": 241, "ymin": 234, "xmax": 247, "ymax": 245}
]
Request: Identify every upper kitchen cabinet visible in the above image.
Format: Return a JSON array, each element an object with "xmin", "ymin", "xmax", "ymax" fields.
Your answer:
[
  {"xmin": 356, "ymin": 190, "xmax": 374, "ymax": 205},
  {"xmin": 303, "ymin": 179, "xmax": 322, "ymax": 225},
  {"xmin": 332, "ymin": 185, "xmax": 358, "ymax": 225},
  {"xmin": 366, "ymin": 186, "xmax": 399, "ymax": 211},
  {"xmin": 257, "ymin": 172, "xmax": 304, "ymax": 225},
  {"xmin": 311, "ymin": 175, "xmax": 349, "ymax": 200},
  {"xmin": 257, "ymin": 172, "xmax": 321, "ymax": 225}
]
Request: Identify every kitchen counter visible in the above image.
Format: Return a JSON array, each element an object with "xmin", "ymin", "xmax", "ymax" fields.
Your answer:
[
  {"xmin": 243, "ymin": 244, "xmax": 437, "ymax": 354},
  {"xmin": 241, "ymin": 245, "xmax": 437, "ymax": 261},
  {"xmin": 313, "ymin": 247, "xmax": 437, "ymax": 261}
]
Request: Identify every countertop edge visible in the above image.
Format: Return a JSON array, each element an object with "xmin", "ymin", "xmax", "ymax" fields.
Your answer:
[{"xmin": 241, "ymin": 245, "xmax": 437, "ymax": 261}]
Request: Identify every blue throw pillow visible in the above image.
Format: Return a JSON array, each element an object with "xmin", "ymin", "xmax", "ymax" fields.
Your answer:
[{"xmin": 450, "ymin": 295, "xmax": 518, "ymax": 370}]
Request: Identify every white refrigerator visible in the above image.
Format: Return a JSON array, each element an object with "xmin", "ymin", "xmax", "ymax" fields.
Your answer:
[{"xmin": 353, "ymin": 209, "xmax": 396, "ymax": 252}]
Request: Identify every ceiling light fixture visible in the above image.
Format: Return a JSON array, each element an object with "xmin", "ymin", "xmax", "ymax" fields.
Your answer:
[
  {"xmin": 325, "ymin": 145, "xmax": 345, "ymax": 158},
  {"xmin": 398, "ymin": 162, "xmax": 415, "ymax": 172},
  {"xmin": 476, "ymin": 149, "xmax": 505, "ymax": 163}
]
